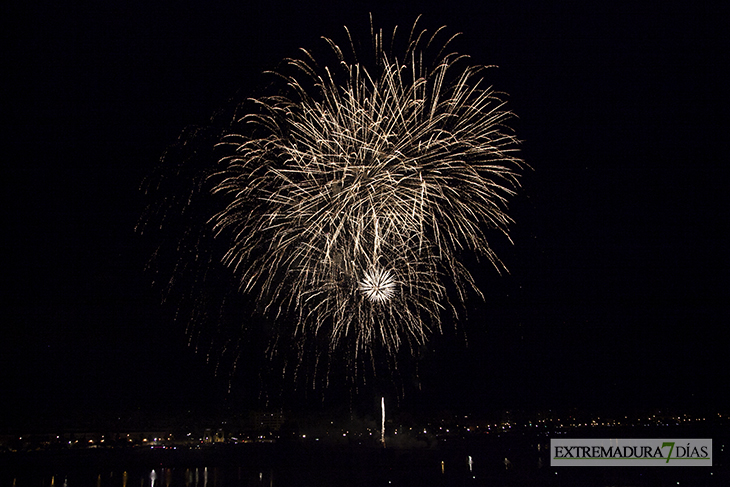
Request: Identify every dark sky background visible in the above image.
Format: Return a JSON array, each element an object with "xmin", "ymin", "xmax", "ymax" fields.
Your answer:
[{"xmin": 4, "ymin": 0, "xmax": 728, "ymax": 428}]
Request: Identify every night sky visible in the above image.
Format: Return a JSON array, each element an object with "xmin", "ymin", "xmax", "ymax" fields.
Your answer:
[{"xmin": 4, "ymin": 0, "xmax": 728, "ymax": 427}]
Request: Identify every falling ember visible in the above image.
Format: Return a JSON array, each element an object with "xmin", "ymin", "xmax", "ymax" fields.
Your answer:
[{"xmin": 381, "ymin": 396, "xmax": 386, "ymax": 447}]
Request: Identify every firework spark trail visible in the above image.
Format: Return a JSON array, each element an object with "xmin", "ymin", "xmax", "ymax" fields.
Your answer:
[{"xmin": 141, "ymin": 16, "xmax": 524, "ymax": 388}]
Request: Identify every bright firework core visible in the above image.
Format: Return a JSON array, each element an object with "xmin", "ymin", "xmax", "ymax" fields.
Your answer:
[{"xmin": 359, "ymin": 268, "xmax": 397, "ymax": 303}]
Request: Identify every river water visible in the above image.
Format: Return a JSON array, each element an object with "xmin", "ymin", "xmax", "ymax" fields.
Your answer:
[{"xmin": 1, "ymin": 439, "xmax": 725, "ymax": 486}]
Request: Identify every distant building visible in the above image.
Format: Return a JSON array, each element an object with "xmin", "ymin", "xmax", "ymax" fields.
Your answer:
[{"xmin": 251, "ymin": 411, "xmax": 285, "ymax": 433}]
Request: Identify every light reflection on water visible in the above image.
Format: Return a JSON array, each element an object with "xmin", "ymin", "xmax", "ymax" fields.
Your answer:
[
  {"xmin": 5, "ymin": 448, "xmax": 724, "ymax": 487},
  {"xmin": 13, "ymin": 467, "xmax": 280, "ymax": 487}
]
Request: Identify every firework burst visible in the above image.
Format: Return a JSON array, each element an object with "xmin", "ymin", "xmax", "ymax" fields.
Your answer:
[
  {"xmin": 140, "ymin": 15, "xmax": 525, "ymax": 391},
  {"xmin": 359, "ymin": 267, "xmax": 397, "ymax": 303}
]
